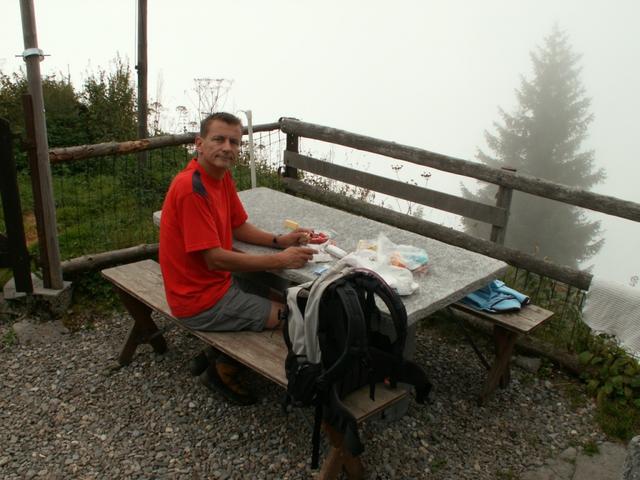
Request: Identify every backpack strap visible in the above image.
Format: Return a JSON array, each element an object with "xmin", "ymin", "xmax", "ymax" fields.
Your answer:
[
  {"xmin": 326, "ymin": 384, "xmax": 364, "ymax": 457},
  {"xmin": 347, "ymin": 269, "xmax": 409, "ymax": 359},
  {"xmin": 317, "ymin": 283, "xmax": 368, "ymax": 389},
  {"xmin": 369, "ymin": 274, "xmax": 408, "ymax": 358},
  {"xmin": 311, "ymin": 402, "xmax": 323, "ymax": 469},
  {"xmin": 283, "ymin": 285, "xmax": 311, "ymax": 357}
]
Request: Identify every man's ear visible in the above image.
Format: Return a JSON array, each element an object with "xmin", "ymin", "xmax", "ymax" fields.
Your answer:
[{"xmin": 194, "ymin": 135, "xmax": 203, "ymax": 153}]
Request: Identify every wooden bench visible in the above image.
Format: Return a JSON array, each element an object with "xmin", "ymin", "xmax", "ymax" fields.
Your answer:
[
  {"xmin": 102, "ymin": 259, "xmax": 408, "ymax": 479},
  {"xmin": 450, "ymin": 301, "xmax": 554, "ymax": 404}
]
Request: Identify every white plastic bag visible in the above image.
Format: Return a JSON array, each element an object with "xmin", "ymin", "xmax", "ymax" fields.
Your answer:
[
  {"xmin": 344, "ymin": 234, "xmax": 421, "ymax": 296},
  {"xmin": 375, "ymin": 234, "xmax": 429, "ymax": 272}
]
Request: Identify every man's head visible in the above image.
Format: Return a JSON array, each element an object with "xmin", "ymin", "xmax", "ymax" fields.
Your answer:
[{"xmin": 195, "ymin": 112, "xmax": 244, "ymax": 179}]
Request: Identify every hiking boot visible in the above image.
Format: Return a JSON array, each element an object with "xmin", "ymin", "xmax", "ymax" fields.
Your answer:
[
  {"xmin": 189, "ymin": 351, "xmax": 209, "ymax": 376},
  {"xmin": 188, "ymin": 346, "xmax": 218, "ymax": 376},
  {"xmin": 199, "ymin": 360, "xmax": 257, "ymax": 406}
]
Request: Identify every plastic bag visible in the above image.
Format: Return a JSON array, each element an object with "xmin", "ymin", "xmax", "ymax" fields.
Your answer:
[
  {"xmin": 344, "ymin": 234, "xmax": 422, "ymax": 296},
  {"xmin": 358, "ymin": 234, "xmax": 429, "ymax": 272}
]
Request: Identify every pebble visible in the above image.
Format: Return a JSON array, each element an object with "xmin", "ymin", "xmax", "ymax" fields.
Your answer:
[{"xmin": 0, "ymin": 311, "xmax": 606, "ymax": 479}]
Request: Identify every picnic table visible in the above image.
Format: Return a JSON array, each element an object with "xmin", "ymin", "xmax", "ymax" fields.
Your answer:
[{"xmin": 154, "ymin": 187, "xmax": 509, "ymax": 327}]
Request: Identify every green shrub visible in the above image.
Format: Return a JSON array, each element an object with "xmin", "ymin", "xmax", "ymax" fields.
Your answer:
[{"xmin": 579, "ymin": 335, "xmax": 640, "ymax": 440}]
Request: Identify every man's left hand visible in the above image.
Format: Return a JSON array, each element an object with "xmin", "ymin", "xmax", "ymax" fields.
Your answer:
[{"xmin": 278, "ymin": 228, "xmax": 314, "ymax": 248}]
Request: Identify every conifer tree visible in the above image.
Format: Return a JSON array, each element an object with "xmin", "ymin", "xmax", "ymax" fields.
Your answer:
[{"xmin": 462, "ymin": 26, "xmax": 605, "ymax": 268}]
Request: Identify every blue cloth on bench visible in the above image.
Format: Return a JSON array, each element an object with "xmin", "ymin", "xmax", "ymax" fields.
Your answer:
[{"xmin": 461, "ymin": 280, "xmax": 530, "ymax": 313}]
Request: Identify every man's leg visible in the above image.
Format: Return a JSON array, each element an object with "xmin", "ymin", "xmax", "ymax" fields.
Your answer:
[
  {"xmin": 201, "ymin": 353, "xmax": 257, "ymax": 406},
  {"xmin": 189, "ymin": 299, "xmax": 282, "ymax": 376},
  {"xmin": 265, "ymin": 301, "xmax": 285, "ymax": 329},
  {"xmin": 182, "ymin": 281, "xmax": 276, "ymax": 405}
]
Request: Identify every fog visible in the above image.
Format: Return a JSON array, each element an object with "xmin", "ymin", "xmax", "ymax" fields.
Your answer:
[{"xmin": 2, "ymin": 0, "xmax": 639, "ymax": 285}]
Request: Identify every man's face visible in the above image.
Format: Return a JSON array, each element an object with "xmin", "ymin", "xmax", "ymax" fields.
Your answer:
[{"xmin": 195, "ymin": 119, "xmax": 242, "ymax": 177}]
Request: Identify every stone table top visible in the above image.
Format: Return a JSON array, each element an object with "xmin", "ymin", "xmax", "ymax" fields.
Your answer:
[
  {"xmin": 240, "ymin": 188, "xmax": 507, "ymax": 325},
  {"xmin": 154, "ymin": 187, "xmax": 508, "ymax": 326}
]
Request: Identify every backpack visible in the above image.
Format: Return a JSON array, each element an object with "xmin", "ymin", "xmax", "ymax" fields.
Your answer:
[{"xmin": 282, "ymin": 262, "xmax": 432, "ymax": 468}]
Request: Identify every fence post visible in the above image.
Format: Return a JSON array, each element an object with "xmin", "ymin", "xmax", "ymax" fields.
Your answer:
[
  {"xmin": 0, "ymin": 118, "xmax": 33, "ymax": 293},
  {"xmin": 283, "ymin": 118, "xmax": 299, "ymax": 180},
  {"xmin": 19, "ymin": 0, "xmax": 64, "ymax": 289},
  {"xmin": 490, "ymin": 167, "xmax": 516, "ymax": 245},
  {"xmin": 136, "ymin": 0, "xmax": 148, "ymax": 169},
  {"xmin": 22, "ymin": 94, "xmax": 62, "ymax": 288}
]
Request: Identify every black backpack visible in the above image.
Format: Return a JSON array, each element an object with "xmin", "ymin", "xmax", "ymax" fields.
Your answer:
[{"xmin": 282, "ymin": 265, "xmax": 432, "ymax": 468}]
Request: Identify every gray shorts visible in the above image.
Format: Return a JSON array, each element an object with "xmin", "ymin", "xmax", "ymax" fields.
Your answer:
[{"xmin": 180, "ymin": 275, "xmax": 272, "ymax": 332}]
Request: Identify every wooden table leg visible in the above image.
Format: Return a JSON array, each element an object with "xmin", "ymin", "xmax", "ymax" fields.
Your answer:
[
  {"xmin": 116, "ymin": 288, "xmax": 168, "ymax": 366},
  {"xmin": 496, "ymin": 327, "xmax": 512, "ymax": 389},
  {"xmin": 318, "ymin": 422, "xmax": 364, "ymax": 480},
  {"xmin": 478, "ymin": 326, "xmax": 518, "ymax": 405}
]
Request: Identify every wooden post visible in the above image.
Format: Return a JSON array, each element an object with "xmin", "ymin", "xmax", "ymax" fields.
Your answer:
[
  {"xmin": 0, "ymin": 118, "xmax": 33, "ymax": 293},
  {"xmin": 18, "ymin": 0, "xmax": 63, "ymax": 289},
  {"xmin": 284, "ymin": 131, "xmax": 299, "ymax": 180},
  {"xmin": 490, "ymin": 167, "xmax": 516, "ymax": 245},
  {"xmin": 22, "ymin": 94, "xmax": 49, "ymax": 283},
  {"xmin": 136, "ymin": 0, "xmax": 148, "ymax": 167}
]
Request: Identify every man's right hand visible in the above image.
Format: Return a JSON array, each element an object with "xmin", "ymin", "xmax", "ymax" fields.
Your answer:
[{"xmin": 278, "ymin": 246, "xmax": 316, "ymax": 269}]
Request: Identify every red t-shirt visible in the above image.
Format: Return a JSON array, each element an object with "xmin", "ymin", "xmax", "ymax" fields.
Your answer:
[{"xmin": 159, "ymin": 159, "xmax": 248, "ymax": 317}]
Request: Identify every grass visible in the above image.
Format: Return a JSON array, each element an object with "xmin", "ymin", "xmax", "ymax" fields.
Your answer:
[
  {"xmin": 430, "ymin": 458, "xmax": 447, "ymax": 473},
  {"xmin": 2, "ymin": 327, "xmax": 17, "ymax": 347},
  {"xmin": 561, "ymin": 382, "xmax": 589, "ymax": 409},
  {"xmin": 582, "ymin": 440, "xmax": 600, "ymax": 456},
  {"xmin": 595, "ymin": 397, "xmax": 640, "ymax": 441},
  {"xmin": 496, "ymin": 469, "xmax": 519, "ymax": 480}
]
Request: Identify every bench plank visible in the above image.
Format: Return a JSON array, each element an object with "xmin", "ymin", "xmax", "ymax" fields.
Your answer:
[
  {"xmin": 451, "ymin": 302, "xmax": 554, "ymax": 334},
  {"xmin": 102, "ymin": 259, "xmax": 408, "ymax": 422}
]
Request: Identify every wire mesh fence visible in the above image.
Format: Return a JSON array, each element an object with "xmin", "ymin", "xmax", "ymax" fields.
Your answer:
[
  {"xmin": 46, "ymin": 128, "xmax": 286, "ymax": 260},
  {"xmin": 51, "ymin": 145, "xmax": 190, "ymax": 259},
  {"xmin": 502, "ymin": 266, "xmax": 589, "ymax": 352}
]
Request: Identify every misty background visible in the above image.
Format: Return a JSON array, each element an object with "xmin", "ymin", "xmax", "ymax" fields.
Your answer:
[{"xmin": 1, "ymin": 0, "xmax": 639, "ymax": 285}]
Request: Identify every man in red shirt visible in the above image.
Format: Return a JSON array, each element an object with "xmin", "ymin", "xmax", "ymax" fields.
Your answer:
[{"xmin": 160, "ymin": 112, "xmax": 315, "ymax": 404}]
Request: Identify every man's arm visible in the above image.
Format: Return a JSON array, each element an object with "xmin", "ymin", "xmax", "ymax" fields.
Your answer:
[
  {"xmin": 202, "ymin": 245, "xmax": 315, "ymax": 272},
  {"xmin": 233, "ymin": 221, "xmax": 311, "ymax": 248}
]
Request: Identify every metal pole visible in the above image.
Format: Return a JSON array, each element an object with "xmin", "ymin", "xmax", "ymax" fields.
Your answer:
[
  {"xmin": 245, "ymin": 110, "xmax": 257, "ymax": 189},
  {"xmin": 136, "ymin": 0, "xmax": 148, "ymax": 166},
  {"xmin": 19, "ymin": 0, "xmax": 63, "ymax": 289}
]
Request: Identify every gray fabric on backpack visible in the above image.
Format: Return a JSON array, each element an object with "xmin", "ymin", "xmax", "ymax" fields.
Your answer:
[{"xmin": 286, "ymin": 261, "xmax": 355, "ymax": 364}]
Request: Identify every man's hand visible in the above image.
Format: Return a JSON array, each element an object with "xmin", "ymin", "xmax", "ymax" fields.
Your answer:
[
  {"xmin": 278, "ymin": 228, "xmax": 314, "ymax": 248},
  {"xmin": 277, "ymin": 246, "xmax": 316, "ymax": 269}
]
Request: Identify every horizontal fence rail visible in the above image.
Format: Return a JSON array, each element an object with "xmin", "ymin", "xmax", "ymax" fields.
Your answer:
[
  {"xmin": 49, "ymin": 122, "xmax": 281, "ymax": 163},
  {"xmin": 280, "ymin": 118, "xmax": 640, "ymax": 223},
  {"xmin": 283, "ymin": 177, "xmax": 593, "ymax": 291},
  {"xmin": 284, "ymin": 151, "xmax": 509, "ymax": 227}
]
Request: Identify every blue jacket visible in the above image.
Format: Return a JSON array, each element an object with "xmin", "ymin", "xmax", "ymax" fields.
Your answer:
[{"xmin": 461, "ymin": 280, "xmax": 530, "ymax": 313}]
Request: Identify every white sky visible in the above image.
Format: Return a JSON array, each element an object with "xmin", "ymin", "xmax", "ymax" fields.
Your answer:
[{"xmin": 2, "ymin": 0, "xmax": 639, "ymax": 285}]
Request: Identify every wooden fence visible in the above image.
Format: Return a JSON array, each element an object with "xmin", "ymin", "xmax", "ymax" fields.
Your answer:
[{"xmin": 29, "ymin": 118, "xmax": 640, "ymax": 292}]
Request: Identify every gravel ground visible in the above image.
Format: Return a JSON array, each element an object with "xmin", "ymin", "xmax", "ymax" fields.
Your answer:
[{"xmin": 0, "ymin": 309, "xmax": 606, "ymax": 479}]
